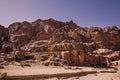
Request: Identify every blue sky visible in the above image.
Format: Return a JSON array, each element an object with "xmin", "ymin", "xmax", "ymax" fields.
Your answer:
[{"xmin": 0, "ymin": 0, "xmax": 120, "ymax": 27}]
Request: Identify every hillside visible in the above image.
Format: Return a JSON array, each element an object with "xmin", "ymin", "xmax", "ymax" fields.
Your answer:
[{"xmin": 0, "ymin": 18, "xmax": 120, "ymax": 67}]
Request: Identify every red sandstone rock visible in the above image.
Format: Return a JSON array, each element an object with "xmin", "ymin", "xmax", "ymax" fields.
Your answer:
[{"xmin": 0, "ymin": 19, "xmax": 120, "ymax": 67}]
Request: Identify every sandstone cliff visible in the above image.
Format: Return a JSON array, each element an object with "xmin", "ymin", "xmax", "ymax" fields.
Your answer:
[{"xmin": 0, "ymin": 18, "xmax": 120, "ymax": 67}]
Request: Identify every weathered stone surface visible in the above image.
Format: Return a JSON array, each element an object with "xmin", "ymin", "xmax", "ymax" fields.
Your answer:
[
  {"xmin": 22, "ymin": 40, "xmax": 49, "ymax": 53},
  {"xmin": 0, "ymin": 19, "xmax": 120, "ymax": 67},
  {"xmin": 117, "ymin": 60, "xmax": 120, "ymax": 76},
  {"xmin": 0, "ymin": 25, "xmax": 9, "ymax": 41},
  {"xmin": 84, "ymin": 49, "xmax": 120, "ymax": 67},
  {"xmin": 1, "ymin": 42, "xmax": 13, "ymax": 54},
  {"xmin": 93, "ymin": 49, "xmax": 113, "ymax": 55},
  {"xmin": 50, "ymin": 43, "xmax": 74, "ymax": 51},
  {"xmin": 34, "ymin": 54, "xmax": 49, "ymax": 61},
  {"xmin": 8, "ymin": 21, "xmax": 40, "ymax": 47}
]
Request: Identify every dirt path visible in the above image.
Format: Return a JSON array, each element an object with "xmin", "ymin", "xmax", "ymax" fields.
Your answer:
[{"xmin": 0, "ymin": 65, "xmax": 120, "ymax": 80}]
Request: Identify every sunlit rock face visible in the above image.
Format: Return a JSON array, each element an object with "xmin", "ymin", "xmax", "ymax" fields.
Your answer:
[{"xmin": 0, "ymin": 19, "xmax": 120, "ymax": 67}]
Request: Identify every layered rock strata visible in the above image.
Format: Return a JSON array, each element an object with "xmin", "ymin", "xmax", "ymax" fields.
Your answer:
[{"xmin": 0, "ymin": 19, "xmax": 120, "ymax": 67}]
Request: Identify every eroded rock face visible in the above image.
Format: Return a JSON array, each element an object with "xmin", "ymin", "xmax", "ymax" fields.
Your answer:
[
  {"xmin": 118, "ymin": 60, "xmax": 120, "ymax": 75},
  {"xmin": 0, "ymin": 19, "xmax": 120, "ymax": 67},
  {"xmin": 89, "ymin": 26, "xmax": 120, "ymax": 50},
  {"xmin": 0, "ymin": 25, "xmax": 9, "ymax": 40},
  {"xmin": 0, "ymin": 25, "xmax": 10, "ymax": 53},
  {"xmin": 8, "ymin": 22, "xmax": 39, "ymax": 47},
  {"xmin": 93, "ymin": 49, "xmax": 113, "ymax": 55},
  {"xmin": 84, "ymin": 49, "xmax": 120, "ymax": 67},
  {"xmin": 8, "ymin": 19, "xmax": 120, "ymax": 51},
  {"xmin": 50, "ymin": 43, "xmax": 74, "ymax": 51}
]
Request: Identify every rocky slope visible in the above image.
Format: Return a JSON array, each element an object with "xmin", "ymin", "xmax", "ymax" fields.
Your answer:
[{"xmin": 0, "ymin": 18, "xmax": 120, "ymax": 67}]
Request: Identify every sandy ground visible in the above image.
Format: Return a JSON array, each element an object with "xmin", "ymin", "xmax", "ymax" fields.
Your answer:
[
  {"xmin": 0, "ymin": 65, "xmax": 95, "ymax": 76},
  {"xmin": 43, "ymin": 73, "xmax": 120, "ymax": 80},
  {"xmin": 0, "ymin": 64, "xmax": 120, "ymax": 80}
]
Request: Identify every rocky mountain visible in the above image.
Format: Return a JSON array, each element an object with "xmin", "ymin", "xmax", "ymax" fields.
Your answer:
[{"xmin": 0, "ymin": 18, "xmax": 120, "ymax": 67}]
